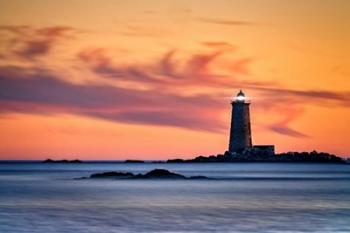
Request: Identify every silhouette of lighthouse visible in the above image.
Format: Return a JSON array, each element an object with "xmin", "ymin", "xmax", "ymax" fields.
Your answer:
[{"xmin": 229, "ymin": 90, "xmax": 252, "ymax": 153}]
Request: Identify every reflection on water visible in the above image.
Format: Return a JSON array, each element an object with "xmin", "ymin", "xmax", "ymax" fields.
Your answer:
[{"xmin": 0, "ymin": 162, "xmax": 350, "ymax": 232}]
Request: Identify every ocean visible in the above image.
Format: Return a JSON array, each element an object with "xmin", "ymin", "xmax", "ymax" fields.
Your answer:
[{"xmin": 0, "ymin": 162, "xmax": 349, "ymax": 233}]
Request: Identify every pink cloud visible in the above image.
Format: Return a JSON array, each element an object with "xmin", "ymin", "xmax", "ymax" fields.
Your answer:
[
  {"xmin": 0, "ymin": 25, "xmax": 75, "ymax": 60},
  {"xmin": 1, "ymin": 29, "xmax": 349, "ymax": 137}
]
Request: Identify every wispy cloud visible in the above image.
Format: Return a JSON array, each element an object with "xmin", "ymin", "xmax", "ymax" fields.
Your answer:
[
  {"xmin": 77, "ymin": 47, "xmax": 254, "ymax": 89},
  {"xmin": 0, "ymin": 27, "xmax": 349, "ymax": 138},
  {"xmin": 256, "ymin": 87, "xmax": 350, "ymax": 107},
  {"xmin": 0, "ymin": 25, "xmax": 75, "ymax": 60},
  {"xmin": 270, "ymin": 125, "xmax": 308, "ymax": 138},
  {"xmin": 0, "ymin": 65, "xmax": 225, "ymax": 132},
  {"xmin": 266, "ymin": 106, "xmax": 308, "ymax": 138},
  {"xmin": 196, "ymin": 17, "xmax": 255, "ymax": 26},
  {"xmin": 201, "ymin": 41, "xmax": 235, "ymax": 49}
]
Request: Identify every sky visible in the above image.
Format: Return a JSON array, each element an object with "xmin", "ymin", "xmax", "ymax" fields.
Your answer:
[{"xmin": 0, "ymin": 0, "xmax": 349, "ymax": 160}]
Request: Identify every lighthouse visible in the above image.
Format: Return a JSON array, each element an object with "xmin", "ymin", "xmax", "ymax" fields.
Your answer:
[{"xmin": 228, "ymin": 90, "xmax": 252, "ymax": 153}]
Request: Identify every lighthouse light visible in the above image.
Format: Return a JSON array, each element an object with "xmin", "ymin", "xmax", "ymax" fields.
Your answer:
[{"xmin": 236, "ymin": 95, "xmax": 245, "ymax": 101}]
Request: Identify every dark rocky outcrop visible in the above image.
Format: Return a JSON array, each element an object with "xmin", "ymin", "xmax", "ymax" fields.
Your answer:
[
  {"xmin": 167, "ymin": 150, "xmax": 345, "ymax": 163},
  {"xmin": 43, "ymin": 159, "xmax": 82, "ymax": 163},
  {"xmin": 89, "ymin": 171, "xmax": 134, "ymax": 179},
  {"xmin": 124, "ymin": 160, "xmax": 145, "ymax": 163},
  {"xmin": 82, "ymin": 169, "xmax": 209, "ymax": 180},
  {"xmin": 135, "ymin": 169, "xmax": 186, "ymax": 179}
]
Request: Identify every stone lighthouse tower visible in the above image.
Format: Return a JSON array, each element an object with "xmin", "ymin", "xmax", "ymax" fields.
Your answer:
[{"xmin": 228, "ymin": 90, "xmax": 252, "ymax": 153}]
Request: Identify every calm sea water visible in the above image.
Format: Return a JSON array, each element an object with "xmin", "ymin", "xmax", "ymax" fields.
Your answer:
[{"xmin": 0, "ymin": 162, "xmax": 349, "ymax": 233}]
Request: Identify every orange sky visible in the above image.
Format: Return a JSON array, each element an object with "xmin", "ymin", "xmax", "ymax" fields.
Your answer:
[{"xmin": 0, "ymin": 0, "xmax": 349, "ymax": 159}]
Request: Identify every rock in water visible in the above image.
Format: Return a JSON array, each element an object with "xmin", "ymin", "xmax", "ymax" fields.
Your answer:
[
  {"xmin": 43, "ymin": 159, "xmax": 82, "ymax": 163},
  {"xmin": 89, "ymin": 171, "xmax": 134, "ymax": 179},
  {"xmin": 82, "ymin": 169, "xmax": 209, "ymax": 180},
  {"xmin": 124, "ymin": 160, "xmax": 145, "ymax": 163},
  {"xmin": 137, "ymin": 169, "xmax": 186, "ymax": 179}
]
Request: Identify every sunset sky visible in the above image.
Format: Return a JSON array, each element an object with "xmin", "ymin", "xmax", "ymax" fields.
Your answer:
[{"xmin": 0, "ymin": 0, "xmax": 349, "ymax": 160}]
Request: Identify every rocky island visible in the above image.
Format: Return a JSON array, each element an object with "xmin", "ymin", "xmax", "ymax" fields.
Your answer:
[
  {"xmin": 123, "ymin": 160, "xmax": 145, "ymax": 163},
  {"xmin": 43, "ymin": 159, "xmax": 83, "ymax": 163},
  {"xmin": 167, "ymin": 150, "xmax": 345, "ymax": 163},
  {"xmin": 80, "ymin": 169, "xmax": 209, "ymax": 180}
]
